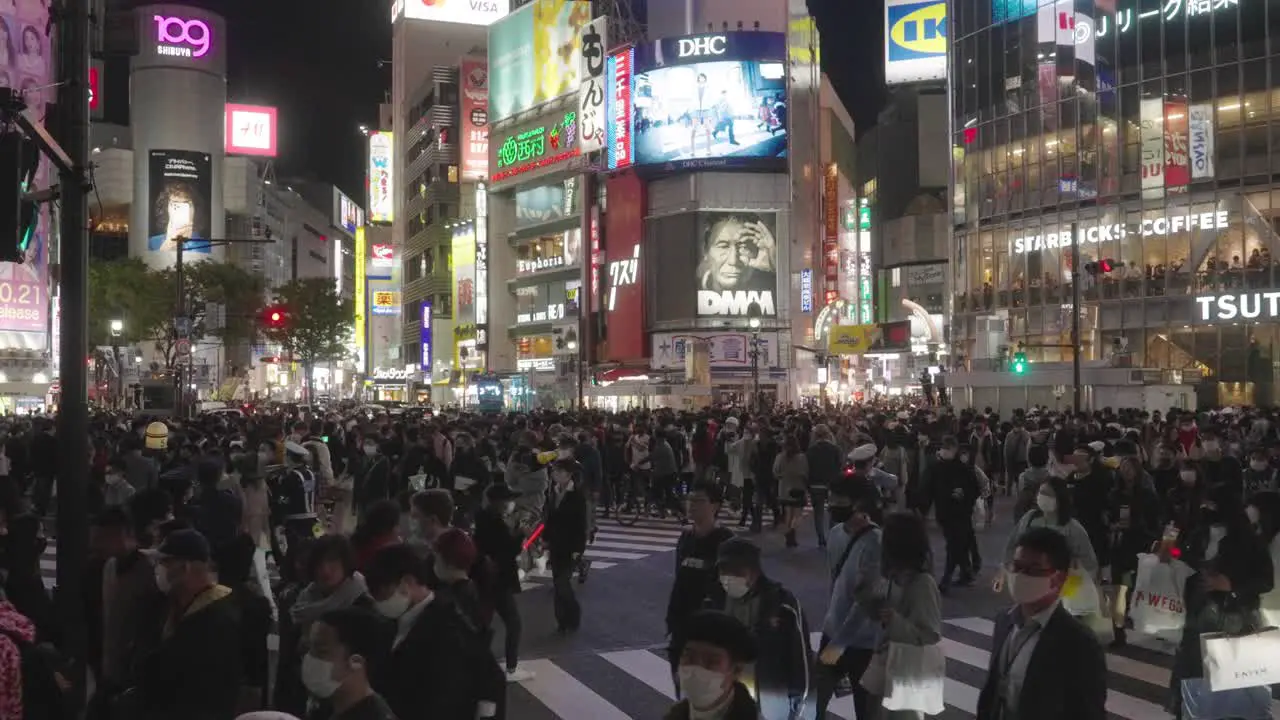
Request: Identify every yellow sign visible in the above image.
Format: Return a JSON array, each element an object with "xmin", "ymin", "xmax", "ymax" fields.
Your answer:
[
  {"xmin": 373, "ymin": 291, "xmax": 397, "ymax": 308},
  {"xmin": 354, "ymin": 226, "xmax": 366, "ymax": 371},
  {"xmin": 827, "ymin": 324, "xmax": 882, "ymax": 355}
]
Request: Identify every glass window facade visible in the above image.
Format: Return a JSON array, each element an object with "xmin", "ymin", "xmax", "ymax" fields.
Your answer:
[{"xmin": 951, "ymin": 0, "xmax": 1280, "ymax": 405}]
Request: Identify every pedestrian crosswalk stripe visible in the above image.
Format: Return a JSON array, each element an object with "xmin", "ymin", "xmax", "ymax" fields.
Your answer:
[
  {"xmin": 507, "ymin": 617, "xmax": 1232, "ymax": 719},
  {"xmin": 583, "ymin": 548, "xmax": 648, "ymax": 561},
  {"xmin": 518, "ymin": 658, "xmax": 633, "ymax": 720},
  {"xmin": 589, "ymin": 540, "xmax": 676, "ymax": 552}
]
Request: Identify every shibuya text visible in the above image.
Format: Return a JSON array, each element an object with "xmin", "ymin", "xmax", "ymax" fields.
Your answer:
[{"xmin": 1011, "ymin": 210, "xmax": 1230, "ymax": 255}]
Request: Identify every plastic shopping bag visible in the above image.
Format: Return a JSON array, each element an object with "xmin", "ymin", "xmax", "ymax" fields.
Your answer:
[
  {"xmin": 1180, "ymin": 677, "xmax": 1274, "ymax": 720},
  {"xmin": 880, "ymin": 642, "xmax": 946, "ymax": 715},
  {"xmin": 1129, "ymin": 553, "xmax": 1192, "ymax": 640},
  {"xmin": 1060, "ymin": 569, "xmax": 1101, "ymax": 616},
  {"xmin": 1200, "ymin": 627, "xmax": 1280, "ymax": 691}
]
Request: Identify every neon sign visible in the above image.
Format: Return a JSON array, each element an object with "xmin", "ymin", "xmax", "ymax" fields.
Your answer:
[
  {"xmin": 154, "ymin": 16, "xmax": 211, "ymax": 58},
  {"xmin": 1011, "ymin": 210, "xmax": 1230, "ymax": 255},
  {"xmin": 1096, "ymin": 0, "xmax": 1238, "ymax": 37},
  {"xmin": 493, "ymin": 113, "xmax": 579, "ymax": 181}
]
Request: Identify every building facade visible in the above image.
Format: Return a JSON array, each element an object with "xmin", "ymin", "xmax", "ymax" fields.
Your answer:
[{"xmin": 949, "ymin": 0, "xmax": 1279, "ymax": 406}]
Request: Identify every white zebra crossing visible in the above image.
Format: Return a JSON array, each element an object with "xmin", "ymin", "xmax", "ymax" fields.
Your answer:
[{"xmin": 506, "ymin": 615, "xmax": 1280, "ymax": 719}]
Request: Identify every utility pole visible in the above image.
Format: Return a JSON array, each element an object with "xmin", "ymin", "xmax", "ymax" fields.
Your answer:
[
  {"xmin": 55, "ymin": 0, "xmax": 92, "ymax": 711},
  {"xmin": 1070, "ymin": 221, "xmax": 1083, "ymax": 412}
]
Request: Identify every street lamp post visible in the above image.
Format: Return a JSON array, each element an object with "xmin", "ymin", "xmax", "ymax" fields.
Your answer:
[
  {"xmin": 747, "ymin": 302, "xmax": 762, "ymax": 412},
  {"xmin": 567, "ymin": 331, "xmax": 581, "ymax": 409},
  {"xmin": 109, "ymin": 319, "xmax": 123, "ymax": 409}
]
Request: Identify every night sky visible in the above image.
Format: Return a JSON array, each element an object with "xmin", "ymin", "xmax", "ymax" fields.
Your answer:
[{"xmin": 203, "ymin": 0, "xmax": 883, "ymax": 199}]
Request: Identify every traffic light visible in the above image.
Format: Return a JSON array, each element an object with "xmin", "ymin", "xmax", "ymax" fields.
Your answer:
[
  {"xmin": 0, "ymin": 131, "xmax": 40, "ymax": 264},
  {"xmin": 263, "ymin": 306, "xmax": 288, "ymax": 329},
  {"xmin": 1084, "ymin": 258, "xmax": 1116, "ymax": 276},
  {"xmin": 1011, "ymin": 351, "xmax": 1029, "ymax": 375}
]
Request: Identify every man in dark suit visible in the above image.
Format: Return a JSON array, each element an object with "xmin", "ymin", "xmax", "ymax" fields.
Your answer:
[
  {"xmin": 544, "ymin": 458, "xmax": 588, "ymax": 633},
  {"xmin": 977, "ymin": 526, "xmax": 1107, "ymax": 720}
]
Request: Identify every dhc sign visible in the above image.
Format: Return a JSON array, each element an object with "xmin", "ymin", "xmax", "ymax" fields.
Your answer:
[{"xmin": 677, "ymin": 35, "xmax": 727, "ymax": 58}]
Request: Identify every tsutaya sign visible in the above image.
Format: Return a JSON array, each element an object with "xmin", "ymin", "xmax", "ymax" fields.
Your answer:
[
  {"xmin": 1011, "ymin": 210, "xmax": 1230, "ymax": 255},
  {"xmin": 154, "ymin": 15, "xmax": 211, "ymax": 58},
  {"xmin": 1197, "ymin": 292, "xmax": 1280, "ymax": 322}
]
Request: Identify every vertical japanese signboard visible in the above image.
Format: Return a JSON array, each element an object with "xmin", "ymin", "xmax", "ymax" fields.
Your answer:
[
  {"xmin": 823, "ymin": 163, "xmax": 839, "ymax": 305},
  {"xmin": 578, "ymin": 17, "xmax": 608, "ymax": 154},
  {"xmin": 354, "ymin": 226, "xmax": 367, "ymax": 374},
  {"xmin": 460, "ymin": 58, "xmax": 490, "ymax": 181},
  {"xmin": 605, "ymin": 47, "xmax": 633, "ymax": 170}
]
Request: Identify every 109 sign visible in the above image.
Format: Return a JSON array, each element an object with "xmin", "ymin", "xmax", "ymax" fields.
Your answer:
[{"xmin": 154, "ymin": 15, "xmax": 211, "ymax": 58}]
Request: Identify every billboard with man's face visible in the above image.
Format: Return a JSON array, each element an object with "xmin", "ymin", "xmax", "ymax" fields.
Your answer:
[{"xmin": 696, "ymin": 211, "xmax": 778, "ymax": 317}]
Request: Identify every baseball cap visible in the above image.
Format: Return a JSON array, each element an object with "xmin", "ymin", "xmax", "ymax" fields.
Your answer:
[{"xmin": 156, "ymin": 528, "xmax": 211, "ymax": 563}]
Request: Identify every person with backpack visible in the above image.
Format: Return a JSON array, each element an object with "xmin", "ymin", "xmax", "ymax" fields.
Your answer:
[{"xmin": 365, "ymin": 544, "xmax": 502, "ymax": 720}]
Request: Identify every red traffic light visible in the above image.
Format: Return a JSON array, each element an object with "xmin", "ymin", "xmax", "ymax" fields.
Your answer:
[
  {"xmin": 263, "ymin": 306, "xmax": 288, "ymax": 328},
  {"xmin": 1084, "ymin": 258, "xmax": 1117, "ymax": 276},
  {"xmin": 1098, "ymin": 258, "xmax": 1115, "ymax": 273}
]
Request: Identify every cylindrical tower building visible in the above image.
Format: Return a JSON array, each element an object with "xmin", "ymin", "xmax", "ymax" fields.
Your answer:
[{"xmin": 129, "ymin": 4, "xmax": 227, "ymax": 268}]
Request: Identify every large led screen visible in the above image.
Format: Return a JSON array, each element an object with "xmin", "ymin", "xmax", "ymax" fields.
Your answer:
[
  {"xmin": 632, "ymin": 60, "xmax": 787, "ymax": 170},
  {"xmin": 696, "ymin": 211, "xmax": 779, "ymax": 317}
]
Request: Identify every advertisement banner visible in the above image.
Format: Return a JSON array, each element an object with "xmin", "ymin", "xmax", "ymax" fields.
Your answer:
[
  {"xmin": 147, "ymin": 150, "xmax": 212, "ymax": 255},
  {"xmin": 0, "ymin": 0, "xmax": 51, "ymax": 334},
  {"xmin": 420, "ymin": 300, "xmax": 433, "ymax": 371},
  {"xmin": 823, "ymin": 165, "xmax": 838, "ymax": 292},
  {"xmin": 399, "ymin": 0, "xmax": 510, "ymax": 25},
  {"xmin": 1164, "ymin": 98, "xmax": 1189, "ymax": 192},
  {"xmin": 630, "ymin": 32, "xmax": 787, "ymax": 170},
  {"xmin": 1188, "ymin": 103, "xmax": 1215, "ymax": 180},
  {"xmin": 603, "ymin": 173, "xmax": 645, "ymax": 361},
  {"xmin": 368, "ymin": 132, "xmax": 394, "ymax": 223},
  {"xmin": 333, "ymin": 188, "xmax": 363, "ymax": 234},
  {"xmin": 884, "ymin": 0, "xmax": 947, "ymax": 85},
  {"xmin": 224, "ymin": 104, "xmax": 278, "ymax": 157},
  {"xmin": 354, "ymin": 227, "xmax": 367, "ymax": 374},
  {"xmin": 476, "ymin": 186, "xmax": 489, "ymax": 327},
  {"xmin": 827, "ymin": 321, "xmax": 912, "ymax": 355},
  {"xmin": 452, "ymin": 226, "xmax": 477, "ymax": 332},
  {"xmin": 578, "ymin": 17, "xmax": 608, "ymax": 153},
  {"xmin": 514, "ymin": 178, "xmax": 575, "ymax": 226},
  {"xmin": 492, "ymin": 111, "xmax": 580, "ymax": 182},
  {"xmin": 371, "ymin": 290, "xmax": 399, "ymax": 315},
  {"xmin": 696, "ymin": 211, "xmax": 779, "ymax": 317},
  {"xmin": 489, "ymin": 0, "xmax": 592, "ymax": 123},
  {"xmin": 651, "ymin": 331, "xmax": 780, "ymax": 370},
  {"xmin": 605, "ymin": 48, "xmax": 634, "ymax": 170},
  {"xmin": 460, "ymin": 57, "xmax": 490, "ymax": 181},
  {"xmin": 1140, "ymin": 97, "xmax": 1164, "ymax": 198},
  {"xmin": 369, "ymin": 244, "xmax": 395, "ymax": 279}
]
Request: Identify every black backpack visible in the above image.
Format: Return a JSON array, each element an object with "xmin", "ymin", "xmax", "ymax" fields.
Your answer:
[{"xmin": 0, "ymin": 627, "xmax": 65, "ymax": 720}]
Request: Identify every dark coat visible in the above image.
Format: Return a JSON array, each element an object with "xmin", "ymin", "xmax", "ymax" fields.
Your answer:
[
  {"xmin": 543, "ymin": 486, "xmax": 588, "ymax": 565},
  {"xmin": 705, "ymin": 576, "xmax": 813, "ymax": 702},
  {"xmin": 975, "ymin": 604, "xmax": 1107, "ymax": 720},
  {"xmin": 473, "ymin": 506, "xmax": 522, "ymax": 594},
  {"xmin": 663, "ymin": 683, "xmax": 759, "ymax": 720},
  {"xmin": 138, "ymin": 585, "xmax": 243, "ymax": 720}
]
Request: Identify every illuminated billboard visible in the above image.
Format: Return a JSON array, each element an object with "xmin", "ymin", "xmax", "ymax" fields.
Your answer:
[
  {"xmin": 885, "ymin": 0, "xmax": 946, "ymax": 85},
  {"xmin": 460, "ymin": 57, "xmax": 490, "ymax": 181},
  {"xmin": 492, "ymin": 112, "xmax": 579, "ymax": 183},
  {"xmin": 695, "ymin": 211, "xmax": 779, "ymax": 318},
  {"xmin": 89, "ymin": 60, "xmax": 103, "ymax": 119},
  {"xmin": 605, "ymin": 48, "xmax": 634, "ymax": 170},
  {"xmin": 147, "ymin": 150, "xmax": 212, "ymax": 255},
  {"xmin": 369, "ymin": 244, "xmax": 394, "ymax": 279},
  {"xmin": 224, "ymin": 103, "xmax": 278, "ymax": 157},
  {"xmin": 630, "ymin": 32, "xmax": 787, "ymax": 171},
  {"xmin": 395, "ymin": 0, "xmax": 510, "ymax": 25},
  {"xmin": 577, "ymin": 17, "xmax": 608, "ymax": 153},
  {"xmin": 371, "ymin": 290, "xmax": 399, "ymax": 315},
  {"xmin": 368, "ymin": 132, "xmax": 394, "ymax": 223},
  {"xmin": 489, "ymin": 0, "xmax": 592, "ymax": 123},
  {"xmin": 333, "ymin": 188, "xmax": 364, "ymax": 234},
  {"xmin": 354, "ymin": 227, "xmax": 367, "ymax": 374}
]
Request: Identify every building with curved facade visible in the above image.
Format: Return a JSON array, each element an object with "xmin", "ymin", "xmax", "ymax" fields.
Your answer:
[{"xmin": 949, "ymin": 0, "xmax": 1280, "ymax": 406}]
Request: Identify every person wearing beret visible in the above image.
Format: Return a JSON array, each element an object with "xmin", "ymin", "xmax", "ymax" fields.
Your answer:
[{"xmin": 664, "ymin": 610, "xmax": 760, "ymax": 720}]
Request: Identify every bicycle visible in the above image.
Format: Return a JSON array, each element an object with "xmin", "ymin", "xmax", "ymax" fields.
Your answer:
[{"xmin": 614, "ymin": 469, "xmax": 686, "ymax": 526}]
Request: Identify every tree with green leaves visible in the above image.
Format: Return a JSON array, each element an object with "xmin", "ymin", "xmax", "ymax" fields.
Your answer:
[
  {"xmin": 88, "ymin": 258, "xmax": 171, "ymax": 404},
  {"xmin": 261, "ymin": 278, "xmax": 353, "ymax": 401}
]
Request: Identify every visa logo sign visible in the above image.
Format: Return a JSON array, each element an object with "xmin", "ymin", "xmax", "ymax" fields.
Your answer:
[{"xmin": 887, "ymin": 0, "xmax": 947, "ymax": 61}]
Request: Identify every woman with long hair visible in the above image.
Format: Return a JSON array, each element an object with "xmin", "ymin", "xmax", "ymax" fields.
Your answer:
[{"xmin": 772, "ymin": 433, "xmax": 808, "ymax": 547}]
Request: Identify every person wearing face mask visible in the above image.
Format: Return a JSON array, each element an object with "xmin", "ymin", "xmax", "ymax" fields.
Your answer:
[
  {"xmin": 1146, "ymin": 442, "xmax": 1180, "ymax": 498},
  {"xmin": 1013, "ymin": 444, "xmax": 1052, "ymax": 519},
  {"xmin": 355, "ymin": 437, "xmax": 391, "ymax": 515},
  {"xmin": 1242, "ymin": 447, "xmax": 1277, "ymax": 496},
  {"xmin": 135, "ymin": 529, "xmax": 243, "ymax": 720},
  {"xmin": 999, "ymin": 477, "xmax": 1099, "ymax": 593},
  {"xmin": 667, "ymin": 482, "xmax": 736, "ymax": 693},
  {"xmin": 269, "ymin": 441, "xmax": 320, "ymax": 563},
  {"xmin": 1106, "ymin": 457, "xmax": 1161, "ymax": 647},
  {"xmin": 664, "ymin": 610, "xmax": 760, "ymax": 720},
  {"xmin": 1162, "ymin": 459, "xmax": 1205, "ymax": 538},
  {"xmin": 1246, "ymin": 491, "xmax": 1280, "ymax": 627},
  {"xmin": 816, "ymin": 481, "xmax": 883, "ymax": 720},
  {"xmin": 364, "ymin": 544, "xmax": 503, "ymax": 720},
  {"xmin": 407, "ymin": 488, "xmax": 454, "ymax": 558},
  {"xmin": 1195, "ymin": 429, "xmax": 1244, "ymax": 498},
  {"xmin": 472, "ymin": 482, "xmax": 531, "ymax": 682},
  {"xmin": 351, "ymin": 500, "xmax": 403, "ymax": 572},
  {"xmin": 805, "ymin": 424, "xmax": 844, "ymax": 546},
  {"xmin": 709, "ymin": 538, "xmax": 812, "ymax": 720},
  {"xmin": 924, "ymin": 436, "xmax": 981, "ymax": 593},
  {"xmin": 299, "ymin": 608, "xmax": 396, "ymax": 720},
  {"xmin": 543, "ymin": 458, "xmax": 588, "ymax": 633},
  {"xmin": 976, "ymin": 527, "xmax": 1107, "ymax": 720}
]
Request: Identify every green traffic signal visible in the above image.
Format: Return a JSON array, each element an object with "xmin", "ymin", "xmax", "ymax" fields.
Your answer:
[{"xmin": 1012, "ymin": 352, "xmax": 1028, "ymax": 375}]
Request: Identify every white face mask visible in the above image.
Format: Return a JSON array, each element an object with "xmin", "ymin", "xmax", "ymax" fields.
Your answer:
[
  {"xmin": 677, "ymin": 665, "xmax": 729, "ymax": 709},
  {"xmin": 1251, "ymin": 460, "xmax": 1269, "ymax": 472},
  {"xmin": 1007, "ymin": 572, "xmax": 1056, "ymax": 605},
  {"xmin": 1035, "ymin": 494, "xmax": 1057, "ymax": 514},
  {"xmin": 938, "ymin": 450, "xmax": 955, "ymax": 461},
  {"xmin": 364, "ymin": 444, "xmax": 378, "ymax": 456},
  {"xmin": 1180, "ymin": 470, "xmax": 1198, "ymax": 485},
  {"xmin": 1246, "ymin": 505, "xmax": 1261, "ymax": 526},
  {"xmin": 719, "ymin": 575, "xmax": 750, "ymax": 600},
  {"xmin": 300, "ymin": 654, "xmax": 342, "ymax": 698},
  {"xmin": 374, "ymin": 590, "xmax": 412, "ymax": 619}
]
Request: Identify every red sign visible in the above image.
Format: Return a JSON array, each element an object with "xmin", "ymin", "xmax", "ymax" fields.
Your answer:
[
  {"xmin": 88, "ymin": 64, "xmax": 100, "ymax": 112},
  {"xmin": 460, "ymin": 57, "xmax": 489, "ymax": 181},
  {"xmin": 823, "ymin": 165, "xmax": 839, "ymax": 292},
  {"xmin": 608, "ymin": 48, "xmax": 633, "ymax": 170},
  {"xmin": 603, "ymin": 173, "xmax": 646, "ymax": 362},
  {"xmin": 224, "ymin": 103, "xmax": 278, "ymax": 157},
  {"xmin": 1164, "ymin": 99, "xmax": 1189, "ymax": 193}
]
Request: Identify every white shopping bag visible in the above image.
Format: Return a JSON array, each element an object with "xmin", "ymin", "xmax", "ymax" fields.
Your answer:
[
  {"xmin": 881, "ymin": 642, "xmax": 946, "ymax": 715},
  {"xmin": 1200, "ymin": 627, "xmax": 1280, "ymax": 692},
  {"xmin": 1060, "ymin": 569, "xmax": 1101, "ymax": 616},
  {"xmin": 1259, "ymin": 590, "xmax": 1280, "ymax": 629},
  {"xmin": 1130, "ymin": 553, "xmax": 1192, "ymax": 640},
  {"xmin": 972, "ymin": 500, "xmax": 987, "ymax": 527}
]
